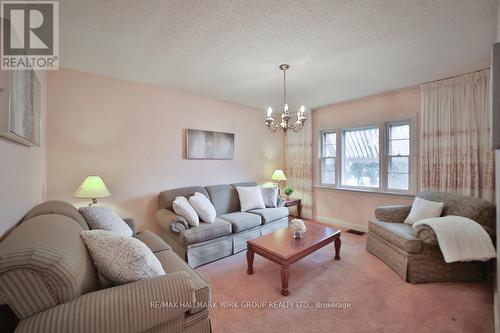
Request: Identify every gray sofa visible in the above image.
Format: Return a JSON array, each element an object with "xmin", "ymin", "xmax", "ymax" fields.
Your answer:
[
  {"xmin": 0, "ymin": 200, "xmax": 211, "ymax": 333},
  {"xmin": 367, "ymin": 191, "xmax": 496, "ymax": 283},
  {"xmin": 156, "ymin": 182, "xmax": 289, "ymax": 267}
]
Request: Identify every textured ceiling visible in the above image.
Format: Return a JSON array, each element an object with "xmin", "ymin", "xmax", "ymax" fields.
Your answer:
[{"xmin": 60, "ymin": 0, "xmax": 498, "ymax": 110}]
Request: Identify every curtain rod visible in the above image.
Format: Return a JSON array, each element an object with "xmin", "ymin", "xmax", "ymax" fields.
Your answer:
[
  {"xmin": 313, "ymin": 67, "xmax": 490, "ymax": 109},
  {"xmin": 421, "ymin": 67, "xmax": 489, "ymax": 85}
]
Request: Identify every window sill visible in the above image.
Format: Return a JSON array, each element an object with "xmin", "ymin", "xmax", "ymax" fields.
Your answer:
[{"xmin": 314, "ymin": 185, "xmax": 416, "ymax": 198}]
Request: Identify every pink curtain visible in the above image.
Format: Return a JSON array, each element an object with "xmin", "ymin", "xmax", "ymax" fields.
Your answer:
[
  {"xmin": 285, "ymin": 110, "xmax": 313, "ymax": 219},
  {"xmin": 420, "ymin": 70, "xmax": 495, "ymax": 202}
]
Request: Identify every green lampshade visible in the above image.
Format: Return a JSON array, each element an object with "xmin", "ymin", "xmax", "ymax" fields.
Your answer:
[
  {"xmin": 271, "ymin": 169, "xmax": 287, "ymax": 181},
  {"xmin": 73, "ymin": 176, "xmax": 111, "ymax": 199}
]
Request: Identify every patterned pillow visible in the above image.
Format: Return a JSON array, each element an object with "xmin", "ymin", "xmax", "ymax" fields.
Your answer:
[
  {"xmin": 80, "ymin": 230, "xmax": 165, "ymax": 285},
  {"xmin": 79, "ymin": 207, "xmax": 132, "ymax": 237}
]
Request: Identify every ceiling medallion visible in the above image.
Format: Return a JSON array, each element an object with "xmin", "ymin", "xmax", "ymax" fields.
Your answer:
[{"xmin": 265, "ymin": 64, "xmax": 306, "ymax": 134}]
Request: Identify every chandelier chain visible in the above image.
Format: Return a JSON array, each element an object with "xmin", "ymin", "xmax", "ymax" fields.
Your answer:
[{"xmin": 283, "ymin": 67, "xmax": 287, "ymax": 111}]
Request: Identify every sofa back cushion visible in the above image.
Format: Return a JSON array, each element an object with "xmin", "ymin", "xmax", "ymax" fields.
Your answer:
[
  {"xmin": 23, "ymin": 200, "xmax": 89, "ymax": 230},
  {"xmin": 417, "ymin": 191, "xmax": 496, "ymax": 230},
  {"xmin": 204, "ymin": 184, "xmax": 240, "ymax": 215},
  {"xmin": 203, "ymin": 182, "xmax": 259, "ymax": 215},
  {"xmin": 0, "ymin": 214, "xmax": 99, "ymax": 319},
  {"xmin": 159, "ymin": 186, "xmax": 210, "ymax": 211},
  {"xmin": 159, "ymin": 182, "xmax": 259, "ymax": 216}
]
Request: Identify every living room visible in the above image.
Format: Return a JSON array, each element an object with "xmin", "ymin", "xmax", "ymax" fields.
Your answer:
[{"xmin": 0, "ymin": 1, "xmax": 499, "ymax": 332}]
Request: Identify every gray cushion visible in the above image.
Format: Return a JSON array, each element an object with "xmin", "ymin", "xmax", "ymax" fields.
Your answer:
[
  {"xmin": 369, "ymin": 220, "xmax": 422, "ymax": 254},
  {"xmin": 261, "ymin": 187, "xmax": 278, "ymax": 208},
  {"xmin": 180, "ymin": 218, "xmax": 232, "ymax": 245},
  {"xmin": 231, "ymin": 182, "xmax": 258, "ymax": 188},
  {"xmin": 248, "ymin": 207, "xmax": 289, "ymax": 224},
  {"xmin": 204, "ymin": 184, "xmax": 240, "ymax": 215},
  {"xmin": 218, "ymin": 212, "xmax": 262, "ymax": 233},
  {"xmin": 159, "ymin": 186, "xmax": 210, "ymax": 211},
  {"xmin": 135, "ymin": 230, "xmax": 172, "ymax": 253}
]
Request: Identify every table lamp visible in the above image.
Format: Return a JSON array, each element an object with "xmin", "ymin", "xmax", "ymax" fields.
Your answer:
[
  {"xmin": 271, "ymin": 169, "xmax": 287, "ymax": 196},
  {"xmin": 73, "ymin": 176, "xmax": 111, "ymax": 206}
]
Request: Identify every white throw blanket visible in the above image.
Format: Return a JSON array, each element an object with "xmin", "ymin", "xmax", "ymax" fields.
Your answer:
[{"xmin": 413, "ymin": 215, "xmax": 496, "ymax": 263}]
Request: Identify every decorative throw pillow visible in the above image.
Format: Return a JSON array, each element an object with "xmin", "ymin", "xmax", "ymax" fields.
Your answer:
[
  {"xmin": 173, "ymin": 196, "xmax": 199, "ymax": 227},
  {"xmin": 261, "ymin": 187, "xmax": 278, "ymax": 208},
  {"xmin": 79, "ymin": 207, "xmax": 132, "ymax": 237},
  {"xmin": 404, "ymin": 197, "xmax": 444, "ymax": 225},
  {"xmin": 80, "ymin": 230, "xmax": 165, "ymax": 285},
  {"xmin": 189, "ymin": 192, "xmax": 216, "ymax": 223},
  {"xmin": 236, "ymin": 186, "xmax": 266, "ymax": 212}
]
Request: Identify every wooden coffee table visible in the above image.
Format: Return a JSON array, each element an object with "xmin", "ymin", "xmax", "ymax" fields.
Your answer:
[{"xmin": 246, "ymin": 221, "xmax": 341, "ymax": 296}]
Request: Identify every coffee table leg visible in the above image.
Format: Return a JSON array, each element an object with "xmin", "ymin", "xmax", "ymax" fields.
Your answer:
[
  {"xmin": 280, "ymin": 265, "xmax": 289, "ymax": 296},
  {"xmin": 334, "ymin": 235, "xmax": 341, "ymax": 260},
  {"xmin": 246, "ymin": 247, "xmax": 254, "ymax": 274}
]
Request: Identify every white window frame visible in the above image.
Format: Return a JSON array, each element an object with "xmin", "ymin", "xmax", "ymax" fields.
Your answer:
[
  {"xmin": 317, "ymin": 115, "xmax": 417, "ymax": 196},
  {"xmin": 340, "ymin": 124, "xmax": 381, "ymax": 191},
  {"xmin": 318, "ymin": 130, "xmax": 337, "ymax": 186}
]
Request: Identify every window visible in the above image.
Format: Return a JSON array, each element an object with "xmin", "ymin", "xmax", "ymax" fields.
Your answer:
[
  {"xmin": 318, "ymin": 118, "xmax": 414, "ymax": 194},
  {"xmin": 387, "ymin": 123, "xmax": 410, "ymax": 191},
  {"xmin": 320, "ymin": 132, "xmax": 336, "ymax": 185},
  {"xmin": 342, "ymin": 127, "xmax": 379, "ymax": 188}
]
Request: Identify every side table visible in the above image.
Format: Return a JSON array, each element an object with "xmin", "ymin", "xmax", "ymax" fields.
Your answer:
[{"xmin": 283, "ymin": 198, "xmax": 302, "ymax": 218}]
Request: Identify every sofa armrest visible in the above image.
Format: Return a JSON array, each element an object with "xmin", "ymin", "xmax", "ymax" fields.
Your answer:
[
  {"xmin": 135, "ymin": 230, "xmax": 172, "ymax": 253},
  {"xmin": 413, "ymin": 225, "xmax": 438, "ymax": 245},
  {"xmin": 374, "ymin": 205, "xmax": 412, "ymax": 223},
  {"xmin": 156, "ymin": 209, "xmax": 189, "ymax": 234},
  {"xmin": 277, "ymin": 197, "xmax": 286, "ymax": 207},
  {"xmin": 414, "ymin": 224, "xmax": 496, "ymax": 246},
  {"xmin": 123, "ymin": 218, "xmax": 136, "ymax": 235},
  {"xmin": 15, "ymin": 271, "xmax": 195, "ymax": 333}
]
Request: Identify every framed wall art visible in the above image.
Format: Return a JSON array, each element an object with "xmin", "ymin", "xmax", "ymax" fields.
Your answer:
[
  {"xmin": 186, "ymin": 129, "xmax": 234, "ymax": 160},
  {"xmin": 0, "ymin": 69, "xmax": 42, "ymax": 147}
]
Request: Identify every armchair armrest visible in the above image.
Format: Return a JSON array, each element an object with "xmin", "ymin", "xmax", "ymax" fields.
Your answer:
[
  {"xmin": 414, "ymin": 224, "xmax": 496, "ymax": 246},
  {"xmin": 16, "ymin": 272, "xmax": 195, "ymax": 333},
  {"xmin": 374, "ymin": 205, "xmax": 412, "ymax": 223},
  {"xmin": 413, "ymin": 225, "xmax": 438, "ymax": 245},
  {"xmin": 156, "ymin": 209, "xmax": 189, "ymax": 234}
]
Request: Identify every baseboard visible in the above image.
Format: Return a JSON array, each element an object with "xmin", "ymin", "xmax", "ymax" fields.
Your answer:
[{"xmin": 315, "ymin": 216, "xmax": 369, "ymax": 233}]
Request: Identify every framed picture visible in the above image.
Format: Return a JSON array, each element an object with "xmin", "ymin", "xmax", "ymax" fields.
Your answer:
[
  {"xmin": 186, "ymin": 129, "xmax": 234, "ymax": 160},
  {"xmin": 0, "ymin": 69, "xmax": 42, "ymax": 147}
]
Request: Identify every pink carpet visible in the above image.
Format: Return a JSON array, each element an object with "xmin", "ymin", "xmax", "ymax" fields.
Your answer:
[{"xmin": 195, "ymin": 232, "xmax": 493, "ymax": 333}]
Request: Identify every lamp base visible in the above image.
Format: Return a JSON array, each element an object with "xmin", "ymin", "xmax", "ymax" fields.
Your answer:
[
  {"xmin": 89, "ymin": 198, "xmax": 98, "ymax": 206},
  {"xmin": 274, "ymin": 182, "xmax": 281, "ymax": 196}
]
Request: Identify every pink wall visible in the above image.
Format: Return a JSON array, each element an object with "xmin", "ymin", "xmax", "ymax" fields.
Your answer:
[
  {"xmin": 46, "ymin": 69, "xmax": 284, "ymax": 233},
  {"xmin": 0, "ymin": 71, "xmax": 46, "ymax": 238},
  {"xmin": 312, "ymin": 87, "xmax": 421, "ymax": 230}
]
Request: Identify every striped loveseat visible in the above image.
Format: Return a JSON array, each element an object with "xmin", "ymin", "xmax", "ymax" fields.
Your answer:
[{"xmin": 0, "ymin": 200, "xmax": 211, "ymax": 333}]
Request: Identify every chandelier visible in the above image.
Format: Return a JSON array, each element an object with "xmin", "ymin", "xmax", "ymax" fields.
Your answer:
[{"xmin": 265, "ymin": 64, "xmax": 307, "ymax": 134}]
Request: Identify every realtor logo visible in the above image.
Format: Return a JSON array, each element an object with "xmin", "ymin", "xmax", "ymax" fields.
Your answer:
[{"xmin": 1, "ymin": 1, "xmax": 59, "ymax": 70}]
